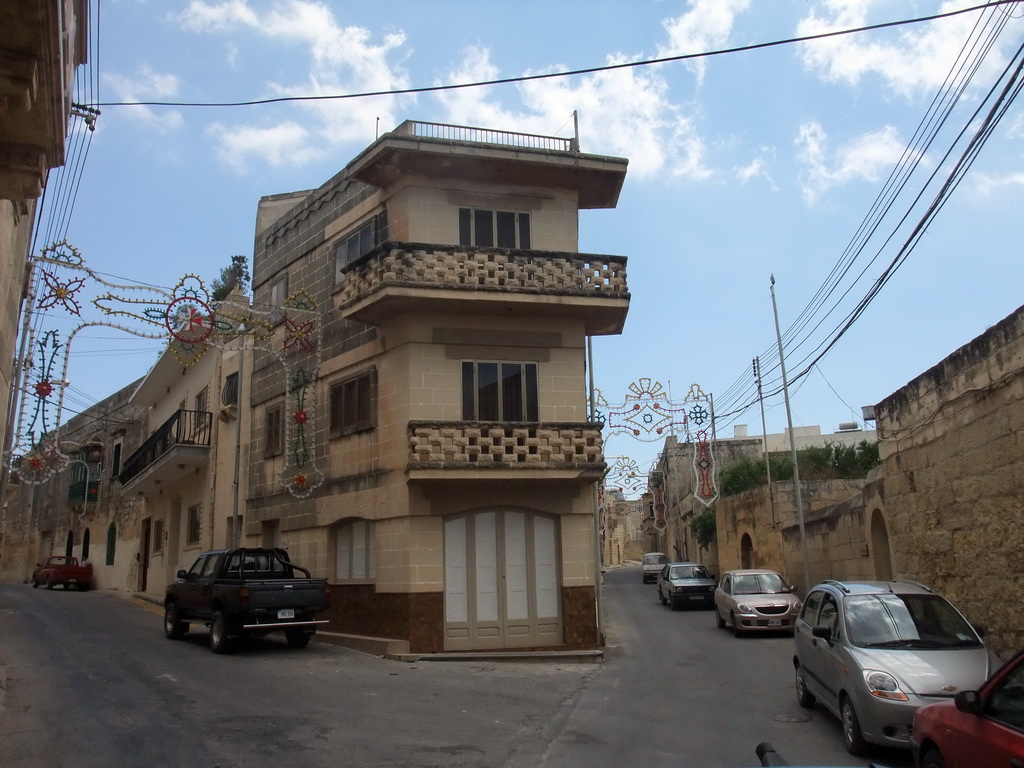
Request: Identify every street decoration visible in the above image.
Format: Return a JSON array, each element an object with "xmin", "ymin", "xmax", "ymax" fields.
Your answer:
[{"xmin": 8, "ymin": 240, "xmax": 325, "ymax": 498}]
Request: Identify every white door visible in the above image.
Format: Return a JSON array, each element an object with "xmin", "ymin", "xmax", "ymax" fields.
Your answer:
[{"xmin": 443, "ymin": 509, "xmax": 561, "ymax": 650}]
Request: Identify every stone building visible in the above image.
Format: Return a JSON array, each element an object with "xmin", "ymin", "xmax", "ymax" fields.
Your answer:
[
  {"xmin": 0, "ymin": 1, "xmax": 90, "ymax": 561},
  {"xmin": 246, "ymin": 120, "xmax": 629, "ymax": 652}
]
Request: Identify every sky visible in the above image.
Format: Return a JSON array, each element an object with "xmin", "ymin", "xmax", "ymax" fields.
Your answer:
[{"xmin": 27, "ymin": 0, "xmax": 1024, "ymax": 484}]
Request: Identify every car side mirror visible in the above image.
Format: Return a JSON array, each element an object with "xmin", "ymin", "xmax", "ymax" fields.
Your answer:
[
  {"xmin": 954, "ymin": 690, "xmax": 982, "ymax": 714},
  {"xmin": 811, "ymin": 625, "xmax": 832, "ymax": 642},
  {"xmin": 176, "ymin": 569, "xmax": 188, "ymax": 579}
]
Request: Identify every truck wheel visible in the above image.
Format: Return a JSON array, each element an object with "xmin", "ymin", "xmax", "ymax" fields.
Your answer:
[
  {"xmin": 209, "ymin": 610, "xmax": 234, "ymax": 654},
  {"xmin": 285, "ymin": 629, "xmax": 311, "ymax": 649},
  {"xmin": 45, "ymin": 577, "xmax": 54, "ymax": 590},
  {"xmin": 164, "ymin": 602, "xmax": 188, "ymax": 640}
]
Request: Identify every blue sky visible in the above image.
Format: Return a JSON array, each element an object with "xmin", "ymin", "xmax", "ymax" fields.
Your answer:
[{"xmin": 31, "ymin": 0, "xmax": 1024, "ymax": 477}]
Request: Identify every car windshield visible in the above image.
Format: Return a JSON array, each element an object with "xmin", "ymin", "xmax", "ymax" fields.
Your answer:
[
  {"xmin": 644, "ymin": 554, "xmax": 668, "ymax": 565},
  {"xmin": 734, "ymin": 573, "xmax": 789, "ymax": 595},
  {"xmin": 844, "ymin": 593, "xmax": 982, "ymax": 649},
  {"xmin": 671, "ymin": 565, "xmax": 710, "ymax": 580}
]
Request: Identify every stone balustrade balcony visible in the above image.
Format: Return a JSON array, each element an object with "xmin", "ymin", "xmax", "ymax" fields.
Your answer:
[
  {"xmin": 407, "ymin": 420, "xmax": 605, "ymax": 482},
  {"xmin": 336, "ymin": 242, "xmax": 629, "ymax": 335}
]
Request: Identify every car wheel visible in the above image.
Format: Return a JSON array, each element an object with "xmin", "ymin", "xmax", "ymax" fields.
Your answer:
[
  {"xmin": 209, "ymin": 610, "xmax": 234, "ymax": 654},
  {"xmin": 841, "ymin": 696, "xmax": 868, "ymax": 756},
  {"xmin": 731, "ymin": 612, "xmax": 743, "ymax": 637},
  {"xmin": 659, "ymin": 590, "xmax": 667, "ymax": 605},
  {"xmin": 716, "ymin": 608, "xmax": 726, "ymax": 629},
  {"xmin": 285, "ymin": 629, "xmax": 311, "ymax": 649},
  {"xmin": 795, "ymin": 664, "xmax": 816, "ymax": 708},
  {"xmin": 31, "ymin": 578, "xmax": 39, "ymax": 588},
  {"xmin": 920, "ymin": 748, "xmax": 946, "ymax": 768},
  {"xmin": 45, "ymin": 577, "xmax": 54, "ymax": 590},
  {"xmin": 164, "ymin": 602, "xmax": 188, "ymax": 640}
]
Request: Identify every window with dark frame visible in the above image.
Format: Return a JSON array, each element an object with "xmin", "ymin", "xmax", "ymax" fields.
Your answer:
[
  {"xmin": 265, "ymin": 405, "xmax": 284, "ymax": 458},
  {"xmin": 187, "ymin": 503, "xmax": 202, "ymax": 544},
  {"xmin": 458, "ymin": 207, "xmax": 531, "ymax": 249},
  {"xmin": 194, "ymin": 386, "xmax": 209, "ymax": 414},
  {"xmin": 461, "ymin": 362, "xmax": 538, "ymax": 421},
  {"xmin": 110, "ymin": 442, "xmax": 122, "ymax": 479},
  {"xmin": 330, "ymin": 369, "xmax": 376, "ymax": 436},
  {"xmin": 334, "ymin": 212, "xmax": 386, "ymax": 281}
]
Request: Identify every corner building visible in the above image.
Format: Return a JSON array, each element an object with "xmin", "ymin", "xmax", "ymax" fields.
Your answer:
[{"xmin": 249, "ymin": 121, "xmax": 629, "ymax": 652}]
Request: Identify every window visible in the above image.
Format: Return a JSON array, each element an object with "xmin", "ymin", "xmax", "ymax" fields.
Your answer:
[
  {"xmin": 334, "ymin": 212, "xmax": 386, "ymax": 280},
  {"xmin": 330, "ymin": 368, "xmax": 376, "ymax": 436},
  {"xmin": 153, "ymin": 519, "xmax": 165, "ymax": 553},
  {"xmin": 194, "ymin": 386, "xmax": 209, "ymax": 414},
  {"xmin": 265, "ymin": 405, "xmax": 284, "ymax": 457},
  {"xmin": 335, "ymin": 519, "xmax": 375, "ymax": 581},
  {"xmin": 221, "ymin": 372, "xmax": 239, "ymax": 406},
  {"xmin": 269, "ymin": 274, "xmax": 288, "ymax": 324},
  {"xmin": 459, "ymin": 207, "xmax": 531, "ymax": 249},
  {"xmin": 187, "ymin": 503, "xmax": 203, "ymax": 545},
  {"xmin": 110, "ymin": 442, "xmax": 122, "ymax": 479},
  {"xmin": 461, "ymin": 362, "xmax": 538, "ymax": 421}
]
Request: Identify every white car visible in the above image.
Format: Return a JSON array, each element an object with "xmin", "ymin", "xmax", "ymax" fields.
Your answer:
[{"xmin": 641, "ymin": 552, "xmax": 668, "ymax": 583}]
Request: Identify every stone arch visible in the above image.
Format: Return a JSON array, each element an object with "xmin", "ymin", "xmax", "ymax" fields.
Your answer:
[
  {"xmin": 81, "ymin": 528, "xmax": 90, "ymax": 562},
  {"xmin": 870, "ymin": 508, "xmax": 893, "ymax": 580},
  {"xmin": 65, "ymin": 529, "xmax": 74, "ymax": 557},
  {"xmin": 740, "ymin": 532, "xmax": 754, "ymax": 569}
]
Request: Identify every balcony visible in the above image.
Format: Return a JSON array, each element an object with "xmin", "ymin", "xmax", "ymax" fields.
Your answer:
[
  {"xmin": 118, "ymin": 409, "xmax": 212, "ymax": 496},
  {"xmin": 407, "ymin": 421, "xmax": 605, "ymax": 483},
  {"xmin": 336, "ymin": 243, "xmax": 629, "ymax": 335}
]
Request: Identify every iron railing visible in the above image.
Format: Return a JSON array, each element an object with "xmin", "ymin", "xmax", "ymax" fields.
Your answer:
[
  {"xmin": 118, "ymin": 409, "xmax": 212, "ymax": 485},
  {"xmin": 394, "ymin": 120, "xmax": 577, "ymax": 152}
]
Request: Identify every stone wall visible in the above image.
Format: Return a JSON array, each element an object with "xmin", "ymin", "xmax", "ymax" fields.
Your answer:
[{"xmin": 875, "ymin": 303, "xmax": 1024, "ymax": 659}]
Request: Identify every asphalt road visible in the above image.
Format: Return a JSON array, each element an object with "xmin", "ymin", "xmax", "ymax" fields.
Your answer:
[{"xmin": 0, "ymin": 567, "xmax": 914, "ymax": 768}]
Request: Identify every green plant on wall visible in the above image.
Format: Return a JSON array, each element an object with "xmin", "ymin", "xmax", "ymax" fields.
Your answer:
[
  {"xmin": 718, "ymin": 440, "xmax": 879, "ymax": 496},
  {"xmin": 691, "ymin": 507, "xmax": 717, "ymax": 550}
]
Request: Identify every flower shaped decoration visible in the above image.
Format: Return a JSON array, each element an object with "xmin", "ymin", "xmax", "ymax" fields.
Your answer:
[
  {"xmin": 283, "ymin": 315, "xmax": 317, "ymax": 354},
  {"xmin": 38, "ymin": 271, "xmax": 86, "ymax": 315}
]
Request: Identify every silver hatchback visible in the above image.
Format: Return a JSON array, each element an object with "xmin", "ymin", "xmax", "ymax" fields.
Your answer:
[
  {"xmin": 793, "ymin": 579, "xmax": 996, "ymax": 756},
  {"xmin": 714, "ymin": 569, "xmax": 801, "ymax": 636}
]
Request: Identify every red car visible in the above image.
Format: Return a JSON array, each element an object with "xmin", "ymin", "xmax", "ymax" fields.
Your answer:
[{"xmin": 912, "ymin": 648, "xmax": 1024, "ymax": 768}]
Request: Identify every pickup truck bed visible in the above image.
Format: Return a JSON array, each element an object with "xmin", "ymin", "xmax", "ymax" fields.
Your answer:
[
  {"xmin": 32, "ymin": 556, "xmax": 93, "ymax": 591},
  {"xmin": 164, "ymin": 548, "xmax": 330, "ymax": 653}
]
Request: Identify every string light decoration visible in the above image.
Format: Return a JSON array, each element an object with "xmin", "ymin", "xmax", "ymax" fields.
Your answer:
[{"xmin": 8, "ymin": 240, "xmax": 325, "ymax": 498}]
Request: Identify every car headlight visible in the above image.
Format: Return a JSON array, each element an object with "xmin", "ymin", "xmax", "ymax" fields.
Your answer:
[
  {"xmin": 737, "ymin": 603, "xmax": 752, "ymax": 613},
  {"xmin": 863, "ymin": 669, "xmax": 909, "ymax": 701}
]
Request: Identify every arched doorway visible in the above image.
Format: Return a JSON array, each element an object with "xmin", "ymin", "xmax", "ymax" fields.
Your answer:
[
  {"xmin": 870, "ymin": 509, "xmax": 893, "ymax": 579},
  {"xmin": 740, "ymin": 533, "xmax": 754, "ymax": 568},
  {"xmin": 81, "ymin": 528, "xmax": 90, "ymax": 562},
  {"xmin": 443, "ymin": 508, "xmax": 561, "ymax": 651},
  {"xmin": 65, "ymin": 530, "xmax": 74, "ymax": 558}
]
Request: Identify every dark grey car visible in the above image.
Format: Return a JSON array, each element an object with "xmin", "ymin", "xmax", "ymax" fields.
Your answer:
[{"xmin": 657, "ymin": 562, "xmax": 716, "ymax": 610}]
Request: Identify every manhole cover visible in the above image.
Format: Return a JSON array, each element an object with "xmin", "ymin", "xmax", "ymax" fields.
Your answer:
[{"xmin": 773, "ymin": 713, "xmax": 813, "ymax": 723}]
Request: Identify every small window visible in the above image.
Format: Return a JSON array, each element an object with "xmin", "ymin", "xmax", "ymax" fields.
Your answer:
[
  {"xmin": 186, "ymin": 503, "xmax": 203, "ymax": 545},
  {"xmin": 221, "ymin": 372, "xmax": 239, "ymax": 406},
  {"xmin": 458, "ymin": 207, "xmax": 531, "ymax": 249},
  {"xmin": 329, "ymin": 368, "xmax": 377, "ymax": 436},
  {"xmin": 461, "ymin": 361, "xmax": 538, "ymax": 421},
  {"xmin": 269, "ymin": 275, "xmax": 288, "ymax": 324},
  {"xmin": 110, "ymin": 442, "xmax": 122, "ymax": 479},
  {"xmin": 334, "ymin": 212, "xmax": 386, "ymax": 280},
  {"xmin": 153, "ymin": 519, "xmax": 165, "ymax": 553},
  {"xmin": 194, "ymin": 386, "xmax": 209, "ymax": 414},
  {"xmin": 265, "ymin": 405, "xmax": 284, "ymax": 458},
  {"xmin": 335, "ymin": 519, "xmax": 375, "ymax": 580}
]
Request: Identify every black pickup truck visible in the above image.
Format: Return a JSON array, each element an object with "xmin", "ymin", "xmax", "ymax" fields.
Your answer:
[{"xmin": 163, "ymin": 548, "xmax": 330, "ymax": 653}]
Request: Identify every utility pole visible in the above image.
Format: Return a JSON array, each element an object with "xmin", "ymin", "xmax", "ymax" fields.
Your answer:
[
  {"xmin": 770, "ymin": 276, "xmax": 811, "ymax": 593},
  {"xmin": 753, "ymin": 357, "xmax": 777, "ymax": 528}
]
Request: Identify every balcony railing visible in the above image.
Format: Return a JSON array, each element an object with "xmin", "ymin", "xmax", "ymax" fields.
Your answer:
[
  {"xmin": 394, "ymin": 120, "xmax": 577, "ymax": 152},
  {"xmin": 408, "ymin": 421, "xmax": 605, "ymax": 470},
  {"xmin": 338, "ymin": 242, "xmax": 628, "ymax": 310},
  {"xmin": 119, "ymin": 409, "xmax": 212, "ymax": 486}
]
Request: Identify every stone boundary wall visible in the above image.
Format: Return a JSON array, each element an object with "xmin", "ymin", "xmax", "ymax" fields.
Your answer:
[{"xmin": 875, "ymin": 303, "xmax": 1024, "ymax": 659}]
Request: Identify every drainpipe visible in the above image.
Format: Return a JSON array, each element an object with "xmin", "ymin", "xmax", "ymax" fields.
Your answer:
[{"xmin": 587, "ymin": 334, "xmax": 603, "ymax": 645}]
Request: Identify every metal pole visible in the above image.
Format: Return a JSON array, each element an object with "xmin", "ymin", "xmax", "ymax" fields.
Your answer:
[
  {"xmin": 587, "ymin": 334, "xmax": 604, "ymax": 644},
  {"xmin": 770, "ymin": 276, "xmax": 811, "ymax": 593},
  {"xmin": 753, "ymin": 357, "xmax": 777, "ymax": 528},
  {"xmin": 230, "ymin": 334, "xmax": 245, "ymax": 549}
]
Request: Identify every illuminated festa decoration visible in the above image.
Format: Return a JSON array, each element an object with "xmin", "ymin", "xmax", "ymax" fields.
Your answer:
[
  {"xmin": 602, "ymin": 378, "xmax": 718, "ymax": 507},
  {"xmin": 9, "ymin": 240, "xmax": 325, "ymax": 498}
]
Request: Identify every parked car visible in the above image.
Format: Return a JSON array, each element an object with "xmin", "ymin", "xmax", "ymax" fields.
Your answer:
[
  {"xmin": 793, "ymin": 579, "xmax": 997, "ymax": 756},
  {"xmin": 641, "ymin": 552, "xmax": 668, "ymax": 583},
  {"xmin": 657, "ymin": 562, "xmax": 716, "ymax": 610},
  {"xmin": 164, "ymin": 548, "xmax": 330, "ymax": 653},
  {"xmin": 714, "ymin": 569, "xmax": 801, "ymax": 637},
  {"xmin": 31, "ymin": 555, "xmax": 93, "ymax": 590},
  {"xmin": 912, "ymin": 647, "xmax": 1024, "ymax": 768}
]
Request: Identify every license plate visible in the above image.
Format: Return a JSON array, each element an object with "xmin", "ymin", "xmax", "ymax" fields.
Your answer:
[
  {"xmin": 278, "ymin": 608, "xmax": 295, "ymax": 619},
  {"xmin": 769, "ymin": 618, "xmax": 781, "ymax": 626},
  {"xmin": 688, "ymin": 595, "xmax": 704, "ymax": 600}
]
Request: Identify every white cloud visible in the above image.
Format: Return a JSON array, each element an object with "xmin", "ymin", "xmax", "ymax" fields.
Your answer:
[
  {"xmin": 735, "ymin": 154, "xmax": 777, "ymax": 188},
  {"xmin": 796, "ymin": 121, "xmax": 908, "ymax": 204},
  {"xmin": 103, "ymin": 66, "xmax": 184, "ymax": 131},
  {"xmin": 206, "ymin": 121, "xmax": 321, "ymax": 172},
  {"xmin": 658, "ymin": 0, "xmax": 752, "ymax": 85},
  {"xmin": 433, "ymin": 47, "xmax": 712, "ymax": 180},
  {"xmin": 174, "ymin": 0, "xmax": 412, "ymax": 170},
  {"xmin": 795, "ymin": 1, "xmax": 1006, "ymax": 98},
  {"xmin": 971, "ymin": 170, "xmax": 1024, "ymax": 195}
]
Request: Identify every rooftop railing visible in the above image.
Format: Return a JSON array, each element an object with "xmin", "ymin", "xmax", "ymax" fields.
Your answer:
[{"xmin": 394, "ymin": 120, "xmax": 577, "ymax": 153}]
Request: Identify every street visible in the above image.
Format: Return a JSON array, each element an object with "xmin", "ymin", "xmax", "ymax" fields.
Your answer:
[{"xmin": 0, "ymin": 567, "xmax": 913, "ymax": 768}]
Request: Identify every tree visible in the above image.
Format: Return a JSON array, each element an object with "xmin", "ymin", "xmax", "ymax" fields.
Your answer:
[
  {"xmin": 210, "ymin": 254, "xmax": 250, "ymax": 301},
  {"xmin": 690, "ymin": 507, "xmax": 717, "ymax": 550}
]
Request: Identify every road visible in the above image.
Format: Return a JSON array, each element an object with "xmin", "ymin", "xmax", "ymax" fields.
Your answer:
[{"xmin": 0, "ymin": 567, "xmax": 913, "ymax": 768}]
